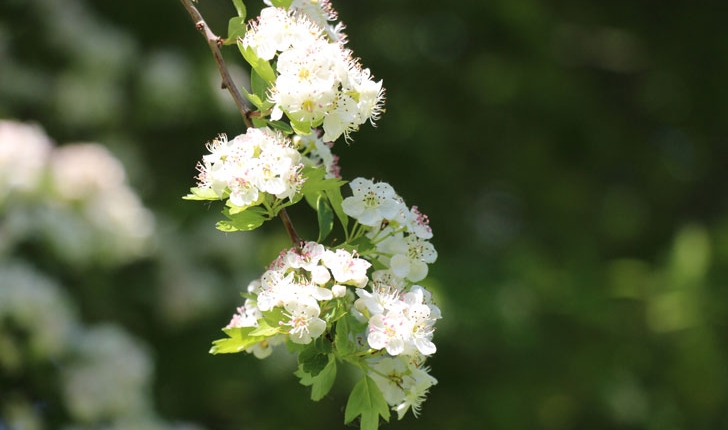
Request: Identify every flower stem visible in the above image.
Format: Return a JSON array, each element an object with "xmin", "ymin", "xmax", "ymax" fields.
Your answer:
[
  {"xmin": 179, "ymin": 0, "xmax": 252, "ymax": 128},
  {"xmin": 279, "ymin": 207, "xmax": 302, "ymax": 250}
]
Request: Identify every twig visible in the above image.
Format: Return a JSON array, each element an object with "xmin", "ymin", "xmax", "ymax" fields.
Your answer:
[
  {"xmin": 179, "ymin": 0, "xmax": 252, "ymax": 128},
  {"xmin": 279, "ymin": 208, "xmax": 303, "ymax": 250},
  {"xmin": 181, "ymin": 0, "xmax": 303, "ymax": 248}
]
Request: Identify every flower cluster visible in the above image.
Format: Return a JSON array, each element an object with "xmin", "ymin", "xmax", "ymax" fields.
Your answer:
[
  {"xmin": 226, "ymin": 243, "xmax": 370, "ymax": 352},
  {"xmin": 0, "ymin": 120, "xmax": 154, "ymax": 264},
  {"xmin": 368, "ymin": 356, "xmax": 438, "ymax": 419},
  {"xmin": 195, "ymin": 127, "xmax": 305, "ymax": 207},
  {"xmin": 222, "ymin": 233, "xmax": 440, "ymax": 418},
  {"xmin": 187, "ymin": 1, "xmax": 441, "ymax": 427},
  {"xmin": 343, "ymin": 177, "xmax": 437, "ymax": 282},
  {"xmin": 217, "ymin": 179, "xmax": 441, "ymax": 420},
  {"xmin": 243, "ymin": 6, "xmax": 384, "ymax": 142}
]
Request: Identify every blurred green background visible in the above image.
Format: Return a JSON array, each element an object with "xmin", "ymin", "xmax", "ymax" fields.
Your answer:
[{"xmin": 2, "ymin": 0, "xmax": 728, "ymax": 429}]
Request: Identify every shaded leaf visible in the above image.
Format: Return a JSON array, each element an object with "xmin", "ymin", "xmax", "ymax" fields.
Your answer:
[{"xmin": 344, "ymin": 375, "xmax": 390, "ymax": 430}]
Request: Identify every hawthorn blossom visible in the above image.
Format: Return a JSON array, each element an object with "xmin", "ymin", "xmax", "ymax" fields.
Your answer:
[
  {"xmin": 296, "ymin": 133, "xmax": 341, "ymax": 178},
  {"xmin": 361, "ymin": 284, "xmax": 440, "ymax": 357},
  {"xmin": 243, "ymin": 7, "xmax": 385, "ymax": 142},
  {"xmin": 392, "ymin": 365, "xmax": 437, "ymax": 419},
  {"xmin": 368, "ymin": 356, "xmax": 438, "ymax": 419},
  {"xmin": 367, "ymin": 312, "xmax": 407, "ymax": 356},
  {"xmin": 195, "ymin": 128, "xmax": 305, "ymax": 207},
  {"xmin": 406, "ymin": 206, "xmax": 433, "ymax": 239},
  {"xmin": 387, "ymin": 235, "xmax": 438, "ymax": 282},
  {"xmin": 322, "ymin": 248, "xmax": 371, "ymax": 287},
  {"xmin": 282, "ymin": 0, "xmax": 348, "ymax": 43},
  {"xmin": 281, "ymin": 297, "xmax": 326, "ymax": 344},
  {"xmin": 342, "ymin": 178, "xmax": 404, "ymax": 227}
]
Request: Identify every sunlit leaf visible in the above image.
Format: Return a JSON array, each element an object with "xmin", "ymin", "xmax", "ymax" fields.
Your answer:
[
  {"xmin": 183, "ymin": 187, "xmax": 220, "ymax": 201},
  {"xmin": 238, "ymin": 41, "xmax": 276, "ymax": 84},
  {"xmin": 226, "ymin": 17, "xmax": 246, "ymax": 45},
  {"xmin": 210, "ymin": 327, "xmax": 266, "ymax": 354},
  {"xmin": 231, "ymin": 0, "xmax": 246, "ymax": 18}
]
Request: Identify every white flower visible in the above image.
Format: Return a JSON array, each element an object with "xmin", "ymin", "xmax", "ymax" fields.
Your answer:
[
  {"xmin": 282, "ymin": 297, "xmax": 326, "ymax": 344},
  {"xmin": 256, "ymin": 269, "xmax": 296, "ymax": 311},
  {"xmin": 226, "ymin": 299, "xmax": 262, "ymax": 329},
  {"xmin": 297, "ymin": 133, "xmax": 341, "ymax": 178},
  {"xmin": 286, "ymin": 241, "xmax": 326, "ymax": 271},
  {"xmin": 244, "ymin": 7, "xmax": 384, "ymax": 142},
  {"xmin": 393, "ymin": 365, "xmax": 437, "ymax": 419},
  {"xmin": 355, "ymin": 284, "xmax": 403, "ymax": 316},
  {"xmin": 367, "ymin": 312, "xmax": 407, "ymax": 356},
  {"xmin": 284, "ymin": 0, "xmax": 348, "ymax": 43},
  {"xmin": 406, "ymin": 205, "xmax": 433, "ymax": 239},
  {"xmin": 341, "ymin": 178, "xmax": 403, "ymax": 227},
  {"xmin": 243, "ymin": 7, "xmax": 322, "ymax": 61},
  {"xmin": 331, "ymin": 284, "xmax": 347, "ymax": 298},
  {"xmin": 322, "ymin": 248, "xmax": 371, "ymax": 287},
  {"xmin": 368, "ymin": 357, "xmax": 407, "ymax": 405},
  {"xmin": 368, "ymin": 356, "xmax": 438, "ymax": 419},
  {"xmin": 363, "ymin": 284, "xmax": 439, "ymax": 357},
  {"xmin": 388, "ymin": 235, "xmax": 438, "ymax": 282},
  {"xmin": 195, "ymin": 128, "xmax": 304, "ymax": 206},
  {"xmin": 0, "ymin": 120, "xmax": 53, "ymax": 200}
]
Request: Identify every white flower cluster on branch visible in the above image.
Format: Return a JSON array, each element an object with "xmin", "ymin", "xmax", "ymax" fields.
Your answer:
[
  {"xmin": 183, "ymin": 1, "xmax": 441, "ymax": 428},
  {"xmin": 243, "ymin": 5, "xmax": 384, "ymax": 141}
]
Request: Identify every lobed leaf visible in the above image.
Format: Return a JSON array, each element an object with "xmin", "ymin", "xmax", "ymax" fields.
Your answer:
[
  {"xmin": 210, "ymin": 326, "xmax": 268, "ymax": 354},
  {"xmin": 344, "ymin": 375, "xmax": 390, "ymax": 430},
  {"xmin": 299, "ymin": 349, "xmax": 329, "ymax": 377}
]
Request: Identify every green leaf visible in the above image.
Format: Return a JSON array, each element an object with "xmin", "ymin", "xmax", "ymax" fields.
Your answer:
[
  {"xmin": 261, "ymin": 307, "xmax": 285, "ymax": 329},
  {"xmin": 251, "ymin": 116, "xmax": 268, "ymax": 129},
  {"xmin": 267, "ymin": 120, "xmax": 293, "ymax": 134},
  {"xmin": 344, "ymin": 376, "xmax": 390, "ymax": 430},
  {"xmin": 296, "ymin": 355, "xmax": 337, "ymax": 401},
  {"xmin": 226, "ymin": 16, "xmax": 247, "ymax": 45},
  {"xmin": 240, "ymin": 85, "xmax": 265, "ymax": 109},
  {"xmin": 269, "ymin": 0, "xmax": 294, "ymax": 8},
  {"xmin": 345, "ymin": 235, "xmax": 376, "ymax": 254},
  {"xmin": 210, "ymin": 327, "xmax": 267, "ymax": 354},
  {"xmin": 312, "ymin": 357, "xmax": 337, "ymax": 400},
  {"xmin": 183, "ymin": 187, "xmax": 221, "ymax": 201},
  {"xmin": 290, "ymin": 118, "xmax": 313, "ymax": 135},
  {"xmin": 316, "ymin": 194, "xmax": 334, "ymax": 242},
  {"xmin": 220, "ymin": 206, "xmax": 268, "ymax": 232},
  {"xmin": 301, "ymin": 166, "xmax": 326, "ymax": 194},
  {"xmin": 298, "ymin": 342, "xmax": 330, "ymax": 376},
  {"xmin": 248, "ymin": 319, "xmax": 281, "ymax": 337},
  {"xmin": 325, "ymin": 184, "xmax": 349, "ymax": 232},
  {"xmin": 231, "ymin": 0, "xmax": 246, "ymax": 18},
  {"xmin": 238, "ymin": 41, "xmax": 276, "ymax": 85},
  {"xmin": 334, "ymin": 315, "xmax": 356, "ymax": 356},
  {"xmin": 251, "ymin": 68, "xmax": 269, "ymax": 103}
]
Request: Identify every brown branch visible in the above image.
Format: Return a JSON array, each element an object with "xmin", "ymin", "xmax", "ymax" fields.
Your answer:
[
  {"xmin": 279, "ymin": 208, "xmax": 303, "ymax": 250},
  {"xmin": 179, "ymin": 0, "xmax": 252, "ymax": 128},
  {"xmin": 181, "ymin": 1, "xmax": 303, "ymax": 248}
]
